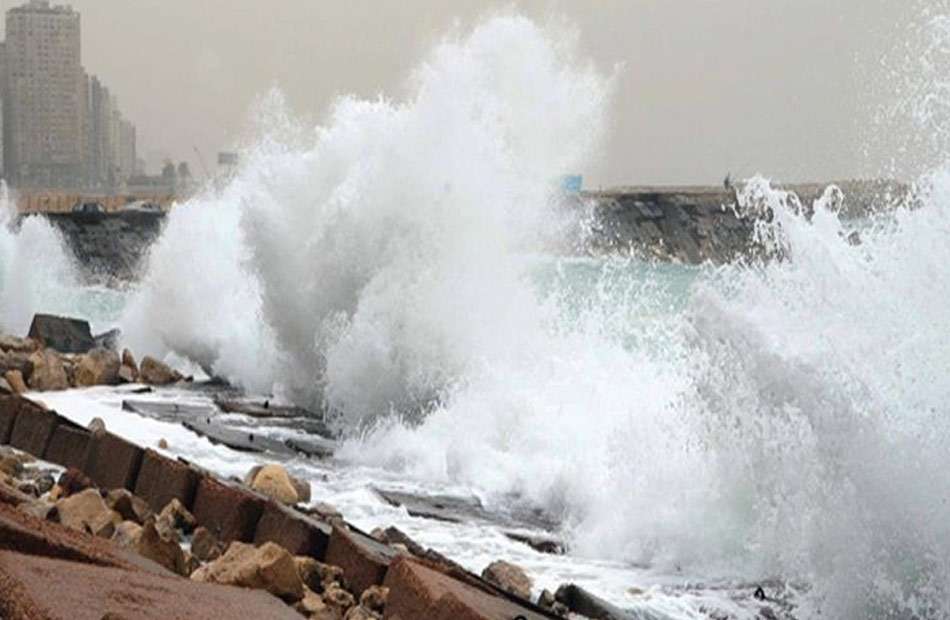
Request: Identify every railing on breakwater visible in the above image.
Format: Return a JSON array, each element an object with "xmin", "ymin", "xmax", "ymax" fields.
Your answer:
[{"xmin": 14, "ymin": 190, "xmax": 177, "ymax": 214}]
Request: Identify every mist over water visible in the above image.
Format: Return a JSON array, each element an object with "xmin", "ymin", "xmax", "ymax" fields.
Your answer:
[{"xmin": 0, "ymin": 11, "xmax": 944, "ymax": 619}]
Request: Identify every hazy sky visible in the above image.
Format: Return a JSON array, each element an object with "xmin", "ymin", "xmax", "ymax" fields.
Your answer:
[{"xmin": 11, "ymin": 0, "xmax": 927, "ymax": 187}]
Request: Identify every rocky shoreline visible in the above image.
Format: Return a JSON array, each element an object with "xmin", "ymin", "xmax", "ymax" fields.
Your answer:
[{"xmin": 0, "ymin": 314, "xmax": 631, "ymax": 619}]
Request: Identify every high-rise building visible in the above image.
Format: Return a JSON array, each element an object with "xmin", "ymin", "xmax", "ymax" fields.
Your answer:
[
  {"xmin": 86, "ymin": 74, "xmax": 112, "ymax": 188},
  {"xmin": 5, "ymin": 0, "xmax": 83, "ymax": 188},
  {"xmin": 118, "ymin": 118, "xmax": 135, "ymax": 185}
]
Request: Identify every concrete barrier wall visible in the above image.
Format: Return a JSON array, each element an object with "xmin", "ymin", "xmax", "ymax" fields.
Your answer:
[{"xmin": 0, "ymin": 394, "xmax": 565, "ymax": 619}]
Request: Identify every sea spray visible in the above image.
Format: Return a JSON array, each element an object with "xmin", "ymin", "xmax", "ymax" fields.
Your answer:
[
  {"xmin": 114, "ymin": 11, "xmax": 950, "ymax": 619},
  {"xmin": 121, "ymin": 15, "xmax": 610, "ymax": 414},
  {"xmin": 354, "ymin": 176, "xmax": 950, "ymax": 618},
  {"xmin": 0, "ymin": 184, "xmax": 84, "ymax": 333}
]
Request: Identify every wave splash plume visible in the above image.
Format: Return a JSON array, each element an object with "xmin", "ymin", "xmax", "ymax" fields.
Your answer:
[{"xmin": 108, "ymin": 12, "xmax": 950, "ymax": 619}]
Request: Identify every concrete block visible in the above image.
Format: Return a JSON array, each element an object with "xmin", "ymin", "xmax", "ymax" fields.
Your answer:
[
  {"xmin": 9, "ymin": 400, "xmax": 58, "ymax": 457},
  {"xmin": 253, "ymin": 500, "xmax": 331, "ymax": 559},
  {"xmin": 326, "ymin": 524, "xmax": 398, "ymax": 597},
  {"xmin": 0, "ymin": 396, "xmax": 21, "ymax": 444},
  {"xmin": 83, "ymin": 431, "xmax": 143, "ymax": 491},
  {"xmin": 383, "ymin": 556, "xmax": 551, "ymax": 620},
  {"xmin": 27, "ymin": 313, "xmax": 94, "ymax": 354},
  {"xmin": 44, "ymin": 423, "xmax": 90, "ymax": 470},
  {"xmin": 191, "ymin": 476, "xmax": 264, "ymax": 543},
  {"xmin": 133, "ymin": 449, "xmax": 199, "ymax": 513}
]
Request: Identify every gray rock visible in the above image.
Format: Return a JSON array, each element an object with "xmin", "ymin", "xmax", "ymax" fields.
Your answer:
[
  {"xmin": 74, "ymin": 348, "xmax": 121, "ymax": 386},
  {"xmin": 0, "ymin": 335, "xmax": 38, "ymax": 354},
  {"xmin": 139, "ymin": 356, "xmax": 182, "ymax": 385},
  {"xmin": 93, "ymin": 328, "xmax": 122, "ymax": 352},
  {"xmin": 481, "ymin": 560, "xmax": 533, "ymax": 600},
  {"xmin": 87, "ymin": 417, "xmax": 106, "ymax": 433},
  {"xmin": 555, "ymin": 583, "xmax": 636, "ymax": 620},
  {"xmin": 27, "ymin": 349, "xmax": 69, "ymax": 391}
]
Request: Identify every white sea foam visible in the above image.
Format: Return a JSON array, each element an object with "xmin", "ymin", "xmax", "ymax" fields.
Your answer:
[
  {"xmin": 121, "ymin": 15, "xmax": 609, "ymax": 415},
  {"xmin": 0, "ymin": 185, "xmax": 84, "ymax": 333}
]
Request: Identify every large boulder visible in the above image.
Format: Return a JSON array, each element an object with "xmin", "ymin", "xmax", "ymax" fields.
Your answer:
[
  {"xmin": 555, "ymin": 583, "xmax": 632, "ymax": 620},
  {"xmin": 117, "ymin": 364, "xmax": 137, "ymax": 384},
  {"xmin": 246, "ymin": 464, "xmax": 299, "ymax": 505},
  {"xmin": 294, "ymin": 588, "xmax": 337, "ymax": 619},
  {"xmin": 112, "ymin": 515, "xmax": 189, "ymax": 575},
  {"xmin": 27, "ymin": 349, "xmax": 69, "ymax": 391},
  {"xmin": 4, "ymin": 370, "xmax": 27, "ymax": 395},
  {"xmin": 18, "ymin": 498, "xmax": 58, "ymax": 521},
  {"xmin": 359, "ymin": 585, "xmax": 389, "ymax": 615},
  {"xmin": 28, "ymin": 314, "xmax": 95, "ymax": 354},
  {"xmin": 105, "ymin": 488, "xmax": 152, "ymax": 525},
  {"xmin": 157, "ymin": 497, "xmax": 196, "ymax": 535},
  {"xmin": 139, "ymin": 356, "xmax": 182, "ymax": 385},
  {"xmin": 290, "ymin": 476, "xmax": 311, "ymax": 504},
  {"xmin": 118, "ymin": 348, "xmax": 139, "ymax": 384},
  {"xmin": 342, "ymin": 606, "xmax": 377, "ymax": 620},
  {"xmin": 295, "ymin": 556, "xmax": 344, "ymax": 593},
  {"xmin": 481, "ymin": 560, "xmax": 533, "ymax": 600},
  {"xmin": 121, "ymin": 349, "xmax": 138, "ymax": 373},
  {"xmin": 111, "ymin": 520, "xmax": 143, "ymax": 547},
  {"xmin": 0, "ymin": 335, "xmax": 38, "ymax": 353},
  {"xmin": 55, "ymin": 467, "xmax": 95, "ymax": 497},
  {"xmin": 0, "ymin": 350, "xmax": 34, "ymax": 380},
  {"xmin": 0, "ymin": 453, "xmax": 22, "ymax": 477},
  {"xmin": 93, "ymin": 328, "xmax": 122, "ymax": 352},
  {"xmin": 56, "ymin": 487, "xmax": 121, "ymax": 538},
  {"xmin": 322, "ymin": 582, "xmax": 356, "ymax": 616},
  {"xmin": 137, "ymin": 516, "xmax": 189, "ymax": 575},
  {"xmin": 191, "ymin": 525, "xmax": 225, "ymax": 563},
  {"xmin": 191, "ymin": 541, "xmax": 305, "ymax": 602},
  {"xmin": 74, "ymin": 348, "xmax": 121, "ymax": 387}
]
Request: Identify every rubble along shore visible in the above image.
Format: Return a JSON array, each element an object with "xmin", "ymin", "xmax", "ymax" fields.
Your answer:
[
  {"xmin": 0, "ymin": 392, "xmax": 625, "ymax": 619},
  {"xmin": 0, "ymin": 313, "xmax": 629, "ymax": 619}
]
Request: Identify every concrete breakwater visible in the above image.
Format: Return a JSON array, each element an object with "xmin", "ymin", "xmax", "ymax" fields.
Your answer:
[
  {"xmin": 579, "ymin": 186, "xmax": 752, "ymax": 264},
  {"xmin": 19, "ymin": 208, "xmax": 165, "ymax": 281},
  {"xmin": 0, "ymin": 389, "xmax": 610, "ymax": 619},
  {"xmin": 18, "ymin": 179, "xmax": 906, "ymax": 279},
  {"xmin": 580, "ymin": 179, "xmax": 907, "ymax": 264}
]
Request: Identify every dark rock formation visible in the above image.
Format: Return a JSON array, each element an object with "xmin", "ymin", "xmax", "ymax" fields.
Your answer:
[{"xmin": 28, "ymin": 314, "xmax": 94, "ymax": 355}]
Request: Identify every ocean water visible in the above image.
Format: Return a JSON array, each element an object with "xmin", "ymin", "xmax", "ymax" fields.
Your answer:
[{"xmin": 2, "ymin": 13, "xmax": 950, "ymax": 620}]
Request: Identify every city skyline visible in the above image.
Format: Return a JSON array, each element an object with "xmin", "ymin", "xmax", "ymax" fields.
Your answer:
[{"xmin": 0, "ymin": 0, "xmax": 143, "ymax": 190}]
